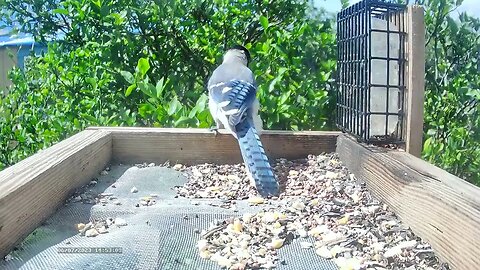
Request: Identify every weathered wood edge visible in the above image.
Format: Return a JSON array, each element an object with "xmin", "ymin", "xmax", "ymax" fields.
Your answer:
[
  {"xmin": 336, "ymin": 134, "xmax": 480, "ymax": 270},
  {"xmin": 86, "ymin": 127, "xmax": 342, "ymax": 165},
  {"xmin": 85, "ymin": 126, "xmax": 341, "ymax": 136},
  {"xmin": 405, "ymin": 5, "xmax": 426, "ymax": 157},
  {"xmin": 0, "ymin": 130, "xmax": 112, "ymax": 258}
]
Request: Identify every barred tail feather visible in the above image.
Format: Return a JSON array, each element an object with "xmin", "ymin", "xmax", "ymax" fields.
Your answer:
[{"xmin": 235, "ymin": 119, "xmax": 279, "ymax": 197}]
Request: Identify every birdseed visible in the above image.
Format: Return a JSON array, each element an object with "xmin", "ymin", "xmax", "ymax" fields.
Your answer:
[
  {"xmin": 174, "ymin": 153, "xmax": 450, "ymax": 270},
  {"xmin": 3, "ymin": 154, "xmax": 449, "ymax": 270}
]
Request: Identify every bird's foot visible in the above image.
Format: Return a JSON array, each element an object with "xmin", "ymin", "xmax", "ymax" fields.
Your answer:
[{"xmin": 209, "ymin": 126, "xmax": 219, "ymax": 137}]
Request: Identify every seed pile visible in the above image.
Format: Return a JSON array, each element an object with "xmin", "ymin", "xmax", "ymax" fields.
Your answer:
[
  {"xmin": 175, "ymin": 154, "xmax": 449, "ymax": 270},
  {"xmin": 66, "ymin": 180, "xmax": 104, "ymax": 205},
  {"xmin": 135, "ymin": 195, "xmax": 158, "ymax": 207},
  {"xmin": 76, "ymin": 217, "xmax": 128, "ymax": 237},
  {"xmin": 197, "ymin": 212, "xmax": 289, "ymax": 269},
  {"xmin": 174, "ymin": 164, "xmax": 255, "ymax": 200}
]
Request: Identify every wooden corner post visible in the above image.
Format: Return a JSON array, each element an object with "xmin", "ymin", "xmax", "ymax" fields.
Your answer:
[{"xmin": 404, "ymin": 5, "xmax": 426, "ymax": 157}]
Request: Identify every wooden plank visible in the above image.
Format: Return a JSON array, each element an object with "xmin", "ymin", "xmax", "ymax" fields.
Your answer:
[
  {"xmin": 0, "ymin": 130, "xmax": 112, "ymax": 258},
  {"xmin": 86, "ymin": 127, "xmax": 341, "ymax": 165},
  {"xmin": 405, "ymin": 5, "xmax": 426, "ymax": 157},
  {"xmin": 337, "ymin": 135, "xmax": 480, "ymax": 270}
]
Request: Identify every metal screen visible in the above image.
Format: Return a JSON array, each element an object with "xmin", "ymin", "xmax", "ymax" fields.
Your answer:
[
  {"xmin": 0, "ymin": 165, "xmax": 337, "ymax": 270},
  {"xmin": 336, "ymin": 0, "xmax": 407, "ymax": 144}
]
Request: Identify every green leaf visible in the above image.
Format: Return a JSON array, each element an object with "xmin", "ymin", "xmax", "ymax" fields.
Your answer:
[
  {"xmin": 187, "ymin": 94, "xmax": 207, "ymax": 118},
  {"xmin": 120, "ymin": 71, "xmax": 134, "ymax": 84},
  {"xmin": 188, "ymin": 107, "xmax": 199, "ymax": 119},
  {"xmin": 148, "ymin": 83, "xmax": 157, "ymax": 98},
  {"xmin": 447, "ymin": 17, "xmax": 458, "ymax": 34},
  {"xmin": 195, "ymin": 93, "xmax": 209, "ymax": 110},
  {"xmin": 81, "ymin": 113, "xmax": 99, "ymax": 124},
  {"xmin": 73, "ymin": 118, "xmax": 81, "ymax": 128},
  {"xmin": 110, "ymin": 12, "xmax": 126, "ymax": 25},
  {"xmin": 272, "ymin": 44, "xmax": 287, "ymax": 57},
  {"xmin": 139, "ymin": 82, "xmax": 156, "ymax": 99},
  {"xmin": 423, "ymin": 137, "xmax": 432, "ymax": 152},
  {"xmin": 268, "ymin": 67, "xmax": 288, "ymax": 93},
  {"xmin": 466, "ymin": 89, "xmax": 480, "ymax": 99},
  {"xmin": 174, "ymin": 116, "xmax": 196, "ymax": 127},
  {"xmin": 92, "ymin": 0, "xmax": 101, "ymax": 8},
  {"xmin": 139, "ymin": 103, "xmax": 155, "ymax": 115},
  {"xmin": 296, "ymin": 95, "xmax": 307, "ymax": 105},
  {"xmin": 156, "ymin": 77, "xmax": 166, "ymax": 98},
  {"xmin": 136, "ymin": 58, "xmax": 150, "ymax": 77},
  {"xmin": 438, "ymin": 142, "xmax": 444, "ymax": 152},
  {"xmin": 167, "ymin": 96, "xmax": 181, "ymax": 116},
  {"xmin": 125, "ymin": 84, "xmax": 136, "ymax": 97},
  {"xmin": 260, "ymin": 15, "xmax": 269, "ymax": 29},
  {"xmin": 85, "ymin": 77, "xmax": 96, "ymax": 85},
  {"xmin": 278, "ymin": 91, "xmax": 290, "ymax": 105},
  {"xmin": 53, "ymin": 9, "xmax": 69, "ymax": 15}
]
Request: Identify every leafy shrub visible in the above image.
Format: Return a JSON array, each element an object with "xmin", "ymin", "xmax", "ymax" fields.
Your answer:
[
  {"xmin": 0, "ymin": 0, "xmax": 336, "ymax": 169},
  {"xmin": 419, "ymin": 0, "xmax": 480, "ymax": 184},
  {"xmin": 0, "ymin": 41, "xmax": 136, "ymax": 168}
]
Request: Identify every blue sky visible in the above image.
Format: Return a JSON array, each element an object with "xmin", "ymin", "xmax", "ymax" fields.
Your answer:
[
  {"xmin": 314, "ymin": 0, "xmax": 480, "ymax": 18},
  {"xmin": 314, "ymin": 0, "xmax": 344, "ymax": 14}
]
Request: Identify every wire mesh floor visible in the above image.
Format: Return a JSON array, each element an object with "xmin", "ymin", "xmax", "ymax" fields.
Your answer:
[{"xmin": 0, "ymin": 165, "xmax": 338, "ymax": 270}]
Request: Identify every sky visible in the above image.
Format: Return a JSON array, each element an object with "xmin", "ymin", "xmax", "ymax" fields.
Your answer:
[{"xmin": 314, "ymin": 0, "xmax": 480, "ymax": 18}]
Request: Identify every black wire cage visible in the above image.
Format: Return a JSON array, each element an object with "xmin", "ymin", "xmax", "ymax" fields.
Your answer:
[{"xmin": 336, "ymin": 0, "xmax": 408, "ymax": 144}]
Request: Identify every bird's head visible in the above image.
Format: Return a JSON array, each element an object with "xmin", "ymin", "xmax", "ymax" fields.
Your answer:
[{"xmin": 223, "ymin": 44, "xmax": 251, "ymax": 66}]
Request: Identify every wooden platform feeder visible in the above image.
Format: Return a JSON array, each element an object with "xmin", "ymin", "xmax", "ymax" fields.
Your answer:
[{"xmin": 0, "ymin": 127, "xmax": 479, "ymax": 269}]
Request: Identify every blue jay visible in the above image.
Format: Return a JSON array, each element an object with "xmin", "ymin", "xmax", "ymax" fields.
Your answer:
[{"xmin": 207, "ymin": 45, "xmax": 280, "ymax": 197}]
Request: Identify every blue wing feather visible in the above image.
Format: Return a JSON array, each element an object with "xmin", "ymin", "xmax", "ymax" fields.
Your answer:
[{"xmin": 209, "ymin": 79, "xmax": 257, "ymax": 126}]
